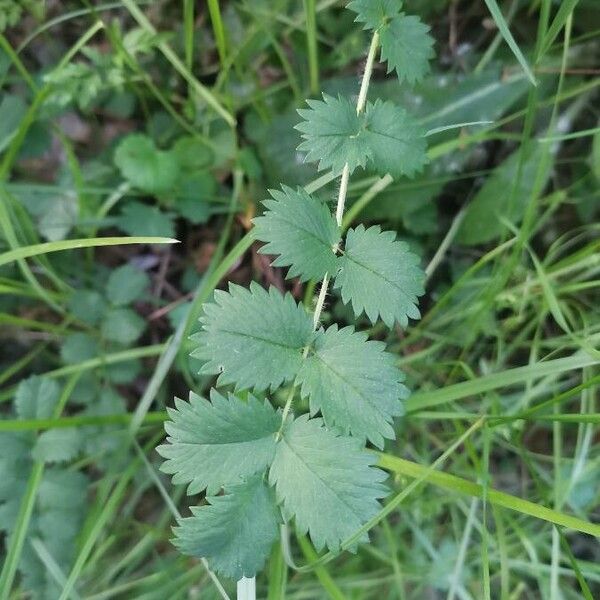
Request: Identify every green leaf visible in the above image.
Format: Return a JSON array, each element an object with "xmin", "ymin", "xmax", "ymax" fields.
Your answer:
[
  {"xmin": 105, "ymin": 264, "xmax": 150, "ymax": 306},
  {"xmin": 269, "ymin": 415, "xmax": 387, "ymax": 551},
  {"xmin": 173, "ymin": 475, "xmax": 280, "ymax": 580},
  {"xmin": 0, "ymin": 94, "xmax": 26, "ymax": 152},
  {"xmin": 347, "ymin": 0, "xmax": 401, "ymax": 31},
  {"xmin": 157, "ymin": 390, "xmax": 280, "ymax": 494},
  {"xmin": 296, "ymin": 95, "xmax": 427, "ymax": 178},
  {"xmin": 171, "ymin": 136, "xmax": 214, "ymax": 171},
  {"xmin": 192, "ymin": 283, "xmax": 314, "ymax": 392},
  {"xmin": 297, "ymin": 325, "xmax": 407, "ymax": 448},
  {"xmin": 253, "ymin": 186, "xmax": 340, "ymax": 282},
  {"xmin": 101, "ymin": 307, "xmax": 146, "ymax": 345},
  {"xmin": 335, "ymin": 224, "xmax": 424, "ymax": 327},
  {"xmin": 114, "ymin": 134, "xmax": 180, "ymax": 194},
  {"xmin": 456, "ymin": 142, "xmax": 553, "ymax": 245},
  {"xmin": 31, "ymin": 429, "xmax": 83, "ymax": 463},
  {"xmin": 296, "ymin": 94, "xmax": 370, "ymax": 175},
  {"xmin": 37, "ymin": 195, "xmax": 78, "ymax": 242},
  {"xmin": 15, "ymin": 376, "xmax": 61, "ymax": 420},
  {"xmin": 117, "ymin": 201, "xmax": 175, "ymax": 238},
  {"xmin": 363, "ymin": 99, "xmax": 428, "ymax": 177},
  {"xmin": 379, "ymin": 14, "xmax": 435, "ymax": 85},
  {"xmin": 60, "ymin": 333, "xmax": 99, "ymax": 364},
  {"xmin": 68, "ymin": 290, "xmax": 105, "ymax": 325},
  {"xmin": 38, "ymin": 468, "xmax": 89, "ymax": 510}
]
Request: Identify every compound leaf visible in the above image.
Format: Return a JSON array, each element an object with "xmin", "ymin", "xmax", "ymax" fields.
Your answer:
[
  {"xmin": 363, "ymin": 99, "xmax": 428, "ymax": 178},
  {"xmin": 173, "ymin": 475, "xmax": 280, "ymax": 580},
  {"xmin": 379, "ymin": 13, "xmax": 435, "ymax": 84},
  {"xmin": 253, "ymin": 186, "xmax": 340, "ymax": 282},
  {"xmin": 269, "ymin": 415, "xmax": 387, "ymax": 552},
  {"xmin": 296, "ymin": 94, "xmax": 370, "ymax": 175},
  {"xmin": 157, "ymin": 391, "xmax": 280, "ymax": 495},
  {"xmin": 296, "ymin": 95, "xmax": 427, "ymax": 178},
  {"xmin": 297, "ymin": 325, "xmax": 407, "ymax": 447},
  {"xmin": 192, "ymin": 283, "xmax": 314, "ymax": 392},
  {"xmin": 335, "ymin": 224, "xmax": 424, "ymax": 327},
  {"xmin": 347, "ymin": 0, "xmax": 401, "ymax": 31}
]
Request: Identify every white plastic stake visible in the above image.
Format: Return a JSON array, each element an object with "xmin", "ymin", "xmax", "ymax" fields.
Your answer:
[{"xmin": 237, "ymin": 577, "xmax": 256, "ymax": 600}]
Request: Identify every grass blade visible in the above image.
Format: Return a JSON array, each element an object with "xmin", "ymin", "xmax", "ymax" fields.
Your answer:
[
  {"xmin": 378, "ymin": 454, "xmax": 600, "ymax": 537},
  {"xmin": 0, "ymin": 237, "xmax": 178, "ymax": 267},
  {"xmin": 406, "ymin": 353, "xmax": 599, "ymax": 412},
  {"xmin": 483, "ymin": 0, "xmax": 536, "ymax": 85},
  {"xmin": 540, "ymin": 0, "xmax": 580, "ymax": 56}
]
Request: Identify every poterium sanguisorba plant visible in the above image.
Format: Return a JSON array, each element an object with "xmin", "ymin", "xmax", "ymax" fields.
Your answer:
[{"xmin": 157, "ymin": 0, "xmax": 434, "ymax": 581}]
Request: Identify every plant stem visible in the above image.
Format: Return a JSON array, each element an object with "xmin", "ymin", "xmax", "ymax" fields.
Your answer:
[
  {"xmin": 278, "ymin": 30, "xmax": 381, "ymax": 431},
  {"xmin": 314, "ymin": 30, "xmax": 379, "ymax": 324}
]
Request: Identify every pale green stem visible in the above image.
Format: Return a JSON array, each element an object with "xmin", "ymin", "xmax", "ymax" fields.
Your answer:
[
  {"xmin": 313, "ymin": 273, "xmax": 330, "ymax": 328},
  {"xmin": 276, "ymin": 30, "xmax": 380, "ymax": 430}
]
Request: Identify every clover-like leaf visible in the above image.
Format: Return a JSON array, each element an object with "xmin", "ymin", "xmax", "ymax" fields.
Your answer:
[
  {"xmin": 253, "ymin": 186, "xmax": 340, "ymax": 282},
  {"xmin": 15, "ymin": 376, "xmax": 60, "ymax": 421},
  {"xmin": 363, "ymin": 99, "xmax": 428, "ymax": 178},
  {"xmin": 335, "ymin": 224, "xmax": 425, "ymax": 327},
  {"xmin": 157, "ymin": 391, "xmax": 280, "ymax": 494},
  {"xmin": 379, "ymin": 13, "xmax": 435, "ymax": 85},
  {"xmin": 192, "ymin": 283, "xmax": 314, "ymax": 392},
  {"xmin": 32, "ymin": 429, "xmax": 84, "ymax": 463},
  {"xmin": 114, "ymin": 134, "xmax": 179, "ymax": 194},
  {"xmin": 269, "ymin": 415, "xmax": 387, "ymax": 552},
  {"xmin": 101, "ymin": 307, "xmax": 146, "ymax": 345},
  {"xmin": 297, "ymin": 325, "xmax": 407, "ymax": 448},
  {"xmin": 106, "ymin": 264, "xmax": 150, "ymax": 306},
  {"xmin": 173, "ymin": 475, "xmax": 280, "ymax": 580},
  {"xmin": 117, "ymin": 201, "xmax": 175, "ymax": 238},
  {"xmin": 296, "ymin": 94, "xmax": 370, "ymax": 175},
  {"xmin": 347, "ymin": 0, "xmax": 401, "ymax": 31}
]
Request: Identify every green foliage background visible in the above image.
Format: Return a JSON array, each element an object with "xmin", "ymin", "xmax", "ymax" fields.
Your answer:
[{"xmin": 0, "ymin": 0, "xmax": 599, "ymax": 598}]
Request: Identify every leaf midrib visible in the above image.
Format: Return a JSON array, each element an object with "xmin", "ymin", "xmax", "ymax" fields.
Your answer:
[
  {"xmin": 342, "ymin": 251, "xmax": 416, "ymax": 307},
  {"xmin": 277, "ymin": 434, "xmax": 366, "ymax": 522}
]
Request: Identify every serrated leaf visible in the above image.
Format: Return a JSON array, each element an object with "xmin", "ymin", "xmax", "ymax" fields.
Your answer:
[
  {"xmin": 158, "ymin": 390, "xmax": 280, "ymax": 495},
  {"xmin": 363, "ymin": 99, "xmax": 428, "ymax": 178},
  {"xmin": 296, "ymin": 95, "xmax": 427, "ymax": 178},
  {"xmin": 173, "ymin": 475, "xmax": 280, "ymax": 580},
  {"xmin": 335, "ymin": 224, "xmax": 424, "ymax": 327},
  {"xmin": 32, "ymin": 429, "xmax": 83, "ymax": 463},
  {"xmin": 15, "ymin": 376, "xmax": 61, "ymax": 420},
  {"xmin": 106, "ymin": 264, "xmax": 150, "ymax": 306},
  {"xmin": 114, "ymin": 134, "xmax": 180, "ymax": 194},
  {"xmin": 297, "ymin": 325, "xmax": 407, "ymax": 448},
  {"xmin": 269, "ymin": 415, "xmax": 387, "ymax": 551},
  {"xmin": 380, "ymin": 14, "xmax": 435, "ymax": 85},
  {"xmin": 346, "ymin": 0, "xmax": 401, "ymax": 31},
  {"xmin": 296, "ymin": 94, "xmax": 370, "ymax": 175},
  {"xmin": 192, "ymin": 283, "xmax": 314, "ymax": 392},
  {"xmin": 253, "ymin": 186, "xmax": 340, "ymax": 282},
  {"xmin": 101, "ymin": 307, "xmax": 146, "ymax": 345}
]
